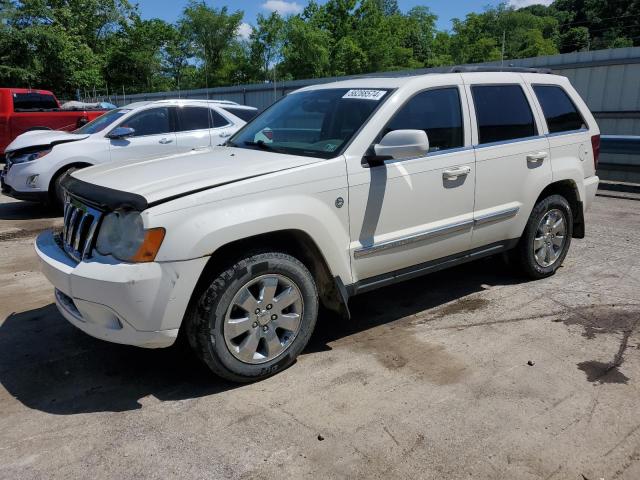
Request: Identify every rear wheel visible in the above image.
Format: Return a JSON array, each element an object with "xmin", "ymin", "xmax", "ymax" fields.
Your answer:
[
  {"xmin": 515, "ymin": 194, "xmax": 573, "ymax": 279},
  {"xmin": 186, "ymin": 251, "xmax": 318, "ymax": 382}
]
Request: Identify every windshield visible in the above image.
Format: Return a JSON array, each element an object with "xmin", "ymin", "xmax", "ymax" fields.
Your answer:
[
  {"xmin": 74, "ymin": 108, "xmax": 130, "ymax": 134},
  {"xmin": 228, "ymin": 88, "xmax": 389, "ymax": 158}
]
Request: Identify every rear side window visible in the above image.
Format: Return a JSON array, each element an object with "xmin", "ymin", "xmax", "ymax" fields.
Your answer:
[
  {"xmin": 221, "ymin": 107, "xmax": 258, "ymax": 123},
  {"xmin": 384, "ymin": 87, "xmax": 464, "ymax": 152},
  {"xmin": 472, "ymin": 85, "xmax": 537, "ymax": 144},
  {"xmin": 176, "ymin": 106, "xmax": 211, "ymax": 131},
  {"xmin": 119, "ymin": 107, "xmax": 172, "ymax": 137},
  {"xmin": 533, "ymin": 85, "xmax": 586, "ymax": 133},
  {"xmin": 13, "ymin": 92, "xmax": 58, "ymax": 111},
  {"xmin": 211, "ymin": 110, "xmax": 231, "ymax": 128}
]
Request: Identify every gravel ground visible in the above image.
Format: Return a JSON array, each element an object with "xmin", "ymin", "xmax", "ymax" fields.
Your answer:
[{"xmin": 0, "ymin": 192, "xmax": 639, "ymax": 480}]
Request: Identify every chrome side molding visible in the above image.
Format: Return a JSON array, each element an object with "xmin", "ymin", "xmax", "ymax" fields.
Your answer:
[
  {"xmin": 473, "ymin": 206, "xmax": 520, "ymax": 226},
  {"xmin": 354, "ymin": 206, "xmax": 520, "ymax": 259},
  {"xmin": 354, "ymin": 219, "xmax": 474, "ymax": 259}
]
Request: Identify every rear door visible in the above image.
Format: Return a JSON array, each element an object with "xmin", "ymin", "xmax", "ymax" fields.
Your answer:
[
  {"xmin": 465, "ymin": 76, "xmax": 552, "ymax": 249},
  {"xmin": 108, "ymin": 106, "xmax": 177, "ymax": 162},
  {"xmin": 174, "ymin": 106, "xmax": 212, "ymax": 152}
]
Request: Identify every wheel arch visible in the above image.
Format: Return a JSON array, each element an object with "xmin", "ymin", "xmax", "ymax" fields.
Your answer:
[
  {"xmin": 534, "ymin": 179, "xmax": 584, "ymax": 238},
  {"xmin": 48, "ymin": 161, "xmax": 94, "ymax": 198},
  {"xmin": 189, "ymin": 229, "xmax": 350, "ymax": 321}
]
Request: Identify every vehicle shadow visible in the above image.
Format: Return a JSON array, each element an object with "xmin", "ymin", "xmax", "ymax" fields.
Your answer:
[
  {"xmin": 0, "ymin": 257, "xmax": 528, "ymax": 415},
  {"xmin": 0, "ymin": 197, "xmax": 59, "ymax": 221}
]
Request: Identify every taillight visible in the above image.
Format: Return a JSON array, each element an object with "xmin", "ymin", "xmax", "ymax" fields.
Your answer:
[{"xmin": 591, "ymin": 134, "xmax": 600, "ymax": 170}]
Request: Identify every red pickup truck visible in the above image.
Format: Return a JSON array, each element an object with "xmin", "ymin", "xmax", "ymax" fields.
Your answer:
[{"xmin": 0, "ymin": 88, "xmax": 107, "ymax": 158}]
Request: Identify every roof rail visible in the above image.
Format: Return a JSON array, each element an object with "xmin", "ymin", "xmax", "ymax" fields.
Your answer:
[{"xmin": 449, "ymin": 66, "xmax": 554, "ymax": 74}]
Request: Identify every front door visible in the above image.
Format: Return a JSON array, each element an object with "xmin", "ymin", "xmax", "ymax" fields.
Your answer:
[
  {"xmin": 108, "ymin": 106, "xmax": 177, "ymax": 162},
  {"xmin": 348, "ymin": 86, "xmax": 476, "ymax": 282}
]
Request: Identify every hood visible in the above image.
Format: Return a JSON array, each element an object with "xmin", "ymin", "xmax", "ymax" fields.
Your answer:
[
  {"xmin": 69, "ymin": 146, "xmax": 321, "ymax": 209},
  {"xmin": 6, "ymin": 130, "xmax": 89, "ymax": 153}
]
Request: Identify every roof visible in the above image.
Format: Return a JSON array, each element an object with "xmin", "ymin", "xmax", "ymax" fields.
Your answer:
[
  {"xmin": 120, "ymin": 99, "xmax": 256, "ymax": 110},
  {"xmin": 0, "ymin": 88, "xmax": 55, "ymax": 95}
]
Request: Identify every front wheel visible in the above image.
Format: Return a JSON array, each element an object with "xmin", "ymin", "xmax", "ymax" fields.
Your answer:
[
  {"xmin": 514, "ymin": 194, "xmax": 573, "ymax": 279},
  {"xmin": 186, "ymin": 251, "xmax": 319, "ymax": 382}
]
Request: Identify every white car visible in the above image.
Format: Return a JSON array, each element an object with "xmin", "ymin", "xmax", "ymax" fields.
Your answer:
[
  {"xmin": 1, "ymin": 99, "xmax": 257, "ymax": 206},
  {"xmin": 35, "ymin": 68, "xmax": 600, "ymax": 382}
]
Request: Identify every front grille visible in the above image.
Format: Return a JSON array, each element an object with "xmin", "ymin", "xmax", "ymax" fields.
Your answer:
[{"xmin": 62, "ymin": 195, "xmax": 102, "ymax": 262}]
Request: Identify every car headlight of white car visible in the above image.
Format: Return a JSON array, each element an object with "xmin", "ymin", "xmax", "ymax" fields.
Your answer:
[
  {"xmin": 9, "ymin": 148, "xmax": 51, "ymax": 164},
  {"xmin": 95, "ymin": 210, "xmax": 165, "ymax": 262}
]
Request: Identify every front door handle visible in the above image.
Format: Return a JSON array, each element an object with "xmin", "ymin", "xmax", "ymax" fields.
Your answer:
[
  {"xmin": 159, "ymin": 137, "xmax": 173, "ymax": 144},
  {"xmin": 443, "ymin": 166, "xmax": 471, "ymax": 180},
  {"xmin": 218, "ymin": 131, "xmax": 231, "ymax": 138},
  {"xmin": 526, "ymin": 151, "xmax": 548, "ymax": 163}
]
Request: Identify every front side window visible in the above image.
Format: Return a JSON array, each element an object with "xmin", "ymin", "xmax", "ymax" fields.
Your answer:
[
  {"xmin": 176, "ymin": 106, "xmax": 211, "ymax": 132},
  {"xmin": 472, "ymin": 85, "xmax": 537, "ymax": 144},
  {"xmin": 533, "ymin": 85, "xmax": 586, "ymax": 133},
  {"xmin": 228, "ymin": 88, "xmax": 389, "ymax": 159},
  {"xmin": 13, "ymin": 92, "xmax": 58, "ymax": 111},
  {"xmin": 119, "ymin": 107, "xmax": 172, "ymax": 137},
  {"xmin": 383, "ymin": 87, "xmax": 463, "ymax": 152}
]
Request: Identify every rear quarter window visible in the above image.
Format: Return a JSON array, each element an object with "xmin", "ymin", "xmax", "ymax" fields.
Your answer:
[
  {"xmin": 471, "ymin": 85, "xmax": 537, "ymax": 144},
  {"xmin": 532, "ymin": 85, "xmax": 587, "ymax": 133},
  {"xmin": 221, "ymin": 107, "xmax": 258, "ymax": 123},
  {"xmin": 13, "ymin": 92, "xmax": 59, "ymax": 111}
]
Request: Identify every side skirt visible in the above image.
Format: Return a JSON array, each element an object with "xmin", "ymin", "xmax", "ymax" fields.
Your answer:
[{"xmin": 340, "ymin": 238, "xmax": 519, "ymax": 299}]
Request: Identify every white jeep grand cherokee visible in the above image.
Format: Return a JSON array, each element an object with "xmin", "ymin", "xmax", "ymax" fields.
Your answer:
[{"xmin": 35, "ymin": 69, "xmax": 600, "ymax": 382}]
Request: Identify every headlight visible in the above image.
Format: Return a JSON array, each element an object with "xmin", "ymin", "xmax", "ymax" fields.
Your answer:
[
  {"xmin": 96, "ymin": 210, "xmax": 165, "ymax": 262},
  {"xmin": 10, "ymin": 148, "xmax": 51, "ymax": 164}
]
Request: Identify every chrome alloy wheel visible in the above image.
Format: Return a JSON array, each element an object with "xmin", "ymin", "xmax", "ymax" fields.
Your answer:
[
  {"xmin": 223, "ymin": 274, "xmax": 304, "ymax": 364},
  {"xmin": 533, "ymin": 208, "xmax": 567, "ymax": 268}
]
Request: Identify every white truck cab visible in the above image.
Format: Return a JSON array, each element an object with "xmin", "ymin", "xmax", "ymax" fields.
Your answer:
[{"xmin": 35, "ymin": 68, "xmax": 600, "ymax": 382}]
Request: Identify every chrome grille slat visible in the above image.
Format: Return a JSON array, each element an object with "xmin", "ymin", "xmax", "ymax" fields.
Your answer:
[{"xmin": 61, "ymin": 194, "xmax": 103, "ymax": 262}]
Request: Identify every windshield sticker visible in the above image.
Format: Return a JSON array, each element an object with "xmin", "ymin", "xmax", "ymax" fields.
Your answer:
[
  {"xmin": 324, "ymin": 143, "xmax": 338, "ymax": 152},
  {"xmin": 342, "ymin": 89, "xmax": 387, "ymax": 101}
]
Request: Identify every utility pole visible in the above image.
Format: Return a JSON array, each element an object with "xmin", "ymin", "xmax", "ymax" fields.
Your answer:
[{"xmin": 501, "ymin": 30, "xmax": 506, "ymax": 66}]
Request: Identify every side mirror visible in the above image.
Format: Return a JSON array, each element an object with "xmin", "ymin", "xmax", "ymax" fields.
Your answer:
[
  {"xmin": 364, "ymin": 129, "xmax": 429, "ymax": 167},
  {"xmin": 107, "ymin": 127, "xmax": 135, "ymax": 140}
]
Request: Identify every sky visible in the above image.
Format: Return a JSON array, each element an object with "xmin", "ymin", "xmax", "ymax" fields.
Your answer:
[{"xmin": 135, "ymin": 0, "xmax": 554, "ymax": 38}]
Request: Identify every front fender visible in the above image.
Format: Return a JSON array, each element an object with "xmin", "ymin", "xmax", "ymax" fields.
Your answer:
[{"xmin": 148, "ymin": 172, "xmax": 352, "ymax": 284}]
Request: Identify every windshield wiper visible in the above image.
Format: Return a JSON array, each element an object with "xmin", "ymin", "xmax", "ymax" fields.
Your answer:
[{"xmin": 243, "ymin": 140, "xmax": 284, "ymax": 153}]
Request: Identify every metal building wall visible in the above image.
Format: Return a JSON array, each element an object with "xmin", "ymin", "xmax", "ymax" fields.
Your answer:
[{"xmin": 111, "ymin": 46, "xmax": 640, "ymax": 164}]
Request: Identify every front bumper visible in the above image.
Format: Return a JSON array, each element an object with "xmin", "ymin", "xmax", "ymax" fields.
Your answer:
[
  {"xmin": 1, "ymin": 160, "xmax": 48, "ymax": 202},
  {"xmin": 35, "ymin": 230, "xmax": 208, "ymax": 348}
]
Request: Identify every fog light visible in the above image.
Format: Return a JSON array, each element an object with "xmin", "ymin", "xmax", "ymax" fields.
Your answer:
[{"xmin": 26, "ymin": 174, "xmax": 39, "ymax": 188}]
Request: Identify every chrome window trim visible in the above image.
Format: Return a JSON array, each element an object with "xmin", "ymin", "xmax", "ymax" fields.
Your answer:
[
  {"xmin": 473, "ymin": 134, "xmax": 546, "ymax": 149},
  {"xmin": 545, "ymin": 128, "xmax": 588, "ymax": 138}
]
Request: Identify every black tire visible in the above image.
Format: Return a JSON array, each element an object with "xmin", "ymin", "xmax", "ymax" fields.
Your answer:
[
  {"xmin": 186, "ymin": 251, "xmax": 318, "ymax": 382},
  {"xmin": 50, "ymin": 166, "xmax": 79, "ymax": 210},
  {"xmin": 515, "ymin": 194, "xmax": 573, "ymax": 279}
]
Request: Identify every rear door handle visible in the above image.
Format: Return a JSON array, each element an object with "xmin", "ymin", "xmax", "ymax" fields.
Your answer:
[
  {"xmin": 218, "ymin": 131, "xmax": 231, "ymax": 138},
  {"xmin": 526, "ymin": 151, "xmax": 548, "ymax": 163},
  {"xmin": 159, "ymin": 137, "xmax": 173, "ymax": 144},
  {"xmin": 443, "ymin": 166, "xmax": 471, "ymax": 180}
]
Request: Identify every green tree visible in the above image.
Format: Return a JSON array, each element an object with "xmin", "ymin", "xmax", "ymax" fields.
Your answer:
[
  {"xmin": 281, "ymin": 16, "xmax": 331, "ymax": 79},
  {"xmin": 180, "ymin": 1, "xmax": 243, "ymax": 86},
  {"xmin": 249, "ymin": 12, "xmax": 286, "ymax": 81}
]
